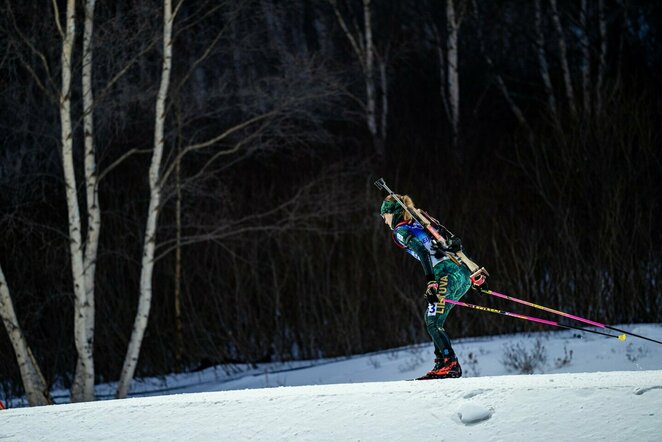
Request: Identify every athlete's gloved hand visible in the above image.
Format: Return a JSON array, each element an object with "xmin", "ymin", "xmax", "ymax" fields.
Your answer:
[
  {"xmin": 431, "ymin": 237, "xmax": 462, "ymax": 256},
  {"xmin": 425, "ymin": 281, "xmax": 440, "ymax": 304},
  {"xmin": 445, "ymin": 236, "xmax": 462, "ymax": 253}
]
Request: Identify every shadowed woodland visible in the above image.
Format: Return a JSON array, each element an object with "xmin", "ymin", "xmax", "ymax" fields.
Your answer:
[{"xmin": 1, "ymin": 0, "xmax": 660, "ymax": 403}]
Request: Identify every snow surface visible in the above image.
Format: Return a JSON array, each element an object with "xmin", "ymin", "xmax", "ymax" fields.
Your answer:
[{"xmin": 1, "ymin": 324, "xmax": 661, "ymax": 440}]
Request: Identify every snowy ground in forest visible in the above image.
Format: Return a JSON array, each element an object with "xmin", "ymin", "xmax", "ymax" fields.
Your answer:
[{"xmin": 1, "ymin": 324, "xmax": 661, "ymax": 440}]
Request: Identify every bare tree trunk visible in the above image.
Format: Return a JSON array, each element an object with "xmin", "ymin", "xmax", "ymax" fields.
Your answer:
[
  {"xmin": 330, "ymin": 0, "xmax": 385, "ymax": 155},
  {"xmin": 534, "ymin": 0, "xmax": 558, "ymax": 119},
  {"xmin": 549, "ymin": 0, "xmax": 578, "ymax": 118},
  {"xmin": 82, "ymin": 0, "xmax": 99, "ymax": 362},
  {"xmin": 55, "ymin": 0, "xmax": 96, "ymax": 402},
  {"xmin": 595, "ymin": 0, "xmax": 607, "ymax": 114},
  {"xmin": 580, "ymin": 0, "xmax": 591, "ymax": 116},
  {"xmin": 117, "ymin": 0, "xmax": 175, "ymax": 399},
  {"xmin": 0, "ymin": 265, "xmax": 52, "ymax": 406},
  {"xmin": 69, "ymin": 0, "xmax": 100, "ymax": 403},
  {"xmin": 446, "ymin": 0, "xmax": 460, "ymax": 147},
  {"xmin": 362, "ymin": 0, "xmax": 380, "ymax": 154}
]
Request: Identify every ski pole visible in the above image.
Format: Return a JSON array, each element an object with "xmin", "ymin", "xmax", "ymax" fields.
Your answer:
[
  {"xmin": 444, "ymin": 298, "xmax": 626, "ymax": 340},
  {"xmin": 479, "ymin": 288, "xmax": 662, "ymax": 345}
]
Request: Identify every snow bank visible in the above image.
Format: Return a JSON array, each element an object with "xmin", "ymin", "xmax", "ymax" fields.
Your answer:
[{"xmin": 2, "ymin": 371, "xmax": 661, "ymax": 441}]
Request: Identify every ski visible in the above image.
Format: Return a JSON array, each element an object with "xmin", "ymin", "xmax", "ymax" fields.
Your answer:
[{"xmin": 408, "ymin": 374, "xmax": 462, "ymax": 381}]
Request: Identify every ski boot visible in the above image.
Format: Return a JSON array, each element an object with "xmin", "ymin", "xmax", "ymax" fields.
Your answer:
[{"xmin": 416, "ymin": 356, "xmax": 462, "ymax": 380}]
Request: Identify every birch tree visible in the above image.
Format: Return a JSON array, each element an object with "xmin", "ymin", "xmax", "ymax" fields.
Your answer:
[
  {"xmin": 0, "ymin": 265, "xmax": 52, "ymax": 406},
  {"xmin": 549, "ymin": 0, "xmax": 578, "ymax": 119},
  {"xmin": 116, "ymin": 0, "xmax": 177, "ymax": 400},
  {"xmin": 431, "ymin": 0, "xmax": 465, "ymax": 148},
  {"xmin": 54, "ymin": 0, "xmax": 96, "ymax": 402},
  {"xmin": 4, "ymin": 0, "xmax": 115, "ymax": 403},
  {"xmin": 443, "ymin": 0, "xmax": 461, "ymax": 148},
  {"xmin": 66, "ymin": 0, "xmax": 102, "ymax": 403},
  {"xmin": 115, "ymin": 0, "xmax": 333, "ymax": 396},
  {"xmin": 330, "ymin": 0, "xmax": 388, "ymax": 155}
]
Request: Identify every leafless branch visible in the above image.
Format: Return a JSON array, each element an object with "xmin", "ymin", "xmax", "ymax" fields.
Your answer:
[
  {"xmin": 50, "ymin": 0, "xmax": 64, "ymax": 39},
  {"xmin": 97, "ymin": 148, "xmax": 153, "ymax": 183},
  {"xmin": 329, "ymin": 0, "xmax": 365, "ymax": 71}
]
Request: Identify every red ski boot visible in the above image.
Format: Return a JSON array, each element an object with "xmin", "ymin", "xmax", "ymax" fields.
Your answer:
[{"xmin": 416, "ymin": 356, "xmax": 462, "ymax": 380}]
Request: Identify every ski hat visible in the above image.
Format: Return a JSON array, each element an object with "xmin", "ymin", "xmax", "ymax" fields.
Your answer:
[{"xmin": 380, "ymin": 199, "xmax": 403, "ymax": 216}]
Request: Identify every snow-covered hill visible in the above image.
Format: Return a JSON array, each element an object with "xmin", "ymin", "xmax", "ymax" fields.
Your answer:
[
  {"xmin": 1, "ymin": 324, "xmax": 661, "ymax": 440},
  {"xmin": 96, "ymin": 323, "xmax": 662, "ymax": 396},
  {"xmin": 2, "ymin": 371, "xmax": 661, "ymax": 441}
]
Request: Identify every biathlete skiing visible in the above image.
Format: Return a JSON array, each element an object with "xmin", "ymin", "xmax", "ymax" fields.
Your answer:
[
  {"xmin": 376, "ymin": 178, "xmax": 661, "ymax": 379},
  {"xmin": 379, "ymin": 193, "xmax": 470, "ymax": 379}
]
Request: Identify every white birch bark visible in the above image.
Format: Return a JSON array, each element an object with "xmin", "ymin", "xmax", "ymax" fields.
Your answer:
[
  {"xmin": 82, "ymin": 0, "xmax": 99, "ymax": 343},
  {"xmin": 0, "ymin": 265, "xmax": 52, "ymax": 406},
  {"xmin": 57, "ymin": 0, "xmax": 96, "ymax": 402},
  {"xmin": 69, "ymin": 0, "xmax": 100, "ymax": 403},
  {"xmin": 117, "ymin": 0, "xmax": 175, "ymax": 399},
  {"xmin": 580, "ymin": 0, "xmax": 591, "ymax": 115},
  {"xmin": 549, "ymin": 0, "xmax": 578, "ymax": 118},
  {"xmin": 446, "ymin": 0, "xmax": 460, "ymax": 147},
  {"xmin": 534, "ymin": 0, "xmax": 558, "ymax": 119},
  {"xmin": 595, "ymin": 0, "xmax": 607, "ymax": 114}
]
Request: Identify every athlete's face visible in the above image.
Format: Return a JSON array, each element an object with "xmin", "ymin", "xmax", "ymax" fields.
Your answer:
[{"xmin": 382, "ymin": 213, "xmax": 394, "ymax": 230}]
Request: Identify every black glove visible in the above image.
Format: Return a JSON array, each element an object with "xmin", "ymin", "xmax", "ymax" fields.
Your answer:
[
  {"xmin": 424, "ymin": 281, "xmax": 439, "ymax": 304},
  {"xmin": 431, "ymin": 237, "xmax": 462, "ymax": 256},
  {"xmin": 445, "ymin": 236, "xmax": 462, "ymax": 253}
]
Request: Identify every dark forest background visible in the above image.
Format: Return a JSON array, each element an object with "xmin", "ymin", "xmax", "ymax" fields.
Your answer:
[{"xmin": 1, "ymin": 0, "xmax": 660, "ymax": 398}]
